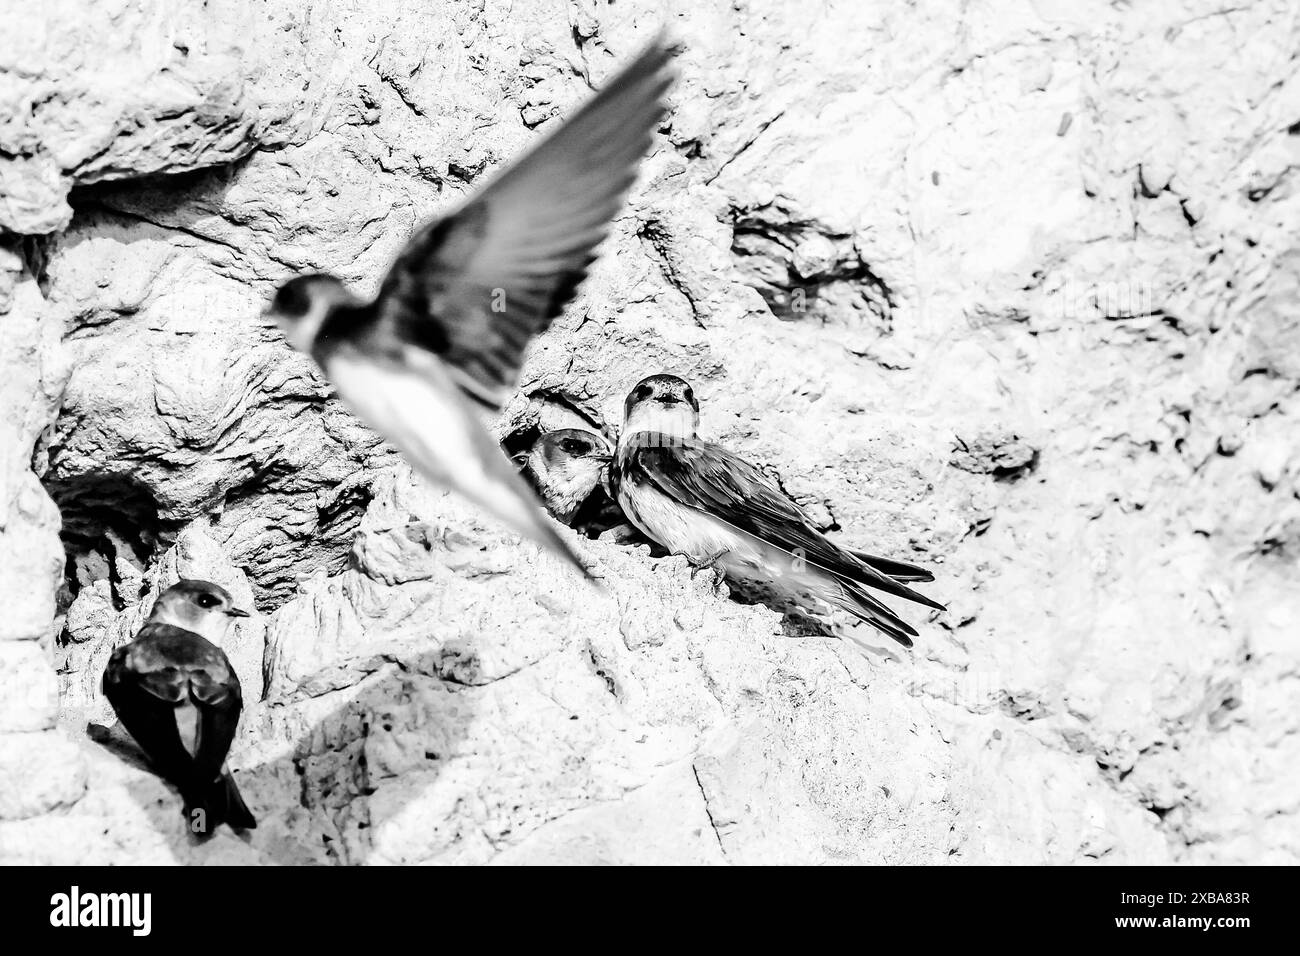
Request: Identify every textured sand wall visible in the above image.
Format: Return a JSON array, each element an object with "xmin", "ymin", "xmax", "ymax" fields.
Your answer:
[{"xmin": 0, "ymin": 0, "xmax": 1296, "ymax": 863}]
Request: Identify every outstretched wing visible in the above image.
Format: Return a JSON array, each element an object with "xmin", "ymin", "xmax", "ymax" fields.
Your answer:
[
  {"xmin": 374, "ymin": 37, "xmax": 676, "ymax": 409},
  {"xmin": 624, "ymin": 435, "xmax": 943, "ymax": 612}
]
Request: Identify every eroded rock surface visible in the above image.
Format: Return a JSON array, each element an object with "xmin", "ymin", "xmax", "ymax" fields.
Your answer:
[{"xmin": 0, "ymin": 0, "xmax": 1296, "ymax": 864}]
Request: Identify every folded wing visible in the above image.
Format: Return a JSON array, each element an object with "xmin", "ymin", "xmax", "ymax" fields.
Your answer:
[
  {"xmin": 103, "ymin": 625, "xmax": 254, "ymax": 832},
  {"xmin": 623, "ymin": 435, "xmax": 943, "ymax": 617}
]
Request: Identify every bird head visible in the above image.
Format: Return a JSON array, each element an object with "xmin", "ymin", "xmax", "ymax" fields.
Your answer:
[
  {"xmin": 622, "ymin": 374, "xmax": 700, "ymax": 442},
  {"xmin": 265, "ymin": 275, "xmax": 357, "ymax": 352},
  {"xmin": 148, "ymin": 579, "xmax": 250, "ymax": 639},
  {"xmin": 525, "ymin": 428, "xmax": 614, "ymax": 521}
]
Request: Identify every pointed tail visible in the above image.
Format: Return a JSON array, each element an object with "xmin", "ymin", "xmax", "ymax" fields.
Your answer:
[
  {"xmin": 848, "ymin": 548, "xmax": 935, "ymax": 583},
  {"xmin": 184, "ymin": 770, "xmax": 256, "ymax": 835},
  {"xmin": 836, "ymin": 580, "xmax": 919, "ymax": 648},
  {"xmin": 459, "ymin": 444, "xmax": 602, "ymax": 584}
]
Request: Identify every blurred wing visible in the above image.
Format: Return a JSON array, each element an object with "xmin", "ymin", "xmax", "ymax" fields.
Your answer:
[
  {"xmin": 626, "ymin": 436, "xmax": 943, "ymax": 611},
  {"xmin": 325, "ymin": 345, "xmax": 595, "ymax": 579},
  {"xmin": 375, "ymin": 38, "xmax": 675, "ymax": 410}
]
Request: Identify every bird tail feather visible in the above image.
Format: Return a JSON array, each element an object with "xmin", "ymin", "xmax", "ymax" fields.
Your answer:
[
  {"xmin": 185, "ymin": 771, "xmax": 256, "ymax": 835},
  {"xmin": 848, "ymin": 549, "xmax": 935, "ymax": 583},
  {"xmin": 836, "ymin": 580, "xmax": 918, "ymax": 648}
]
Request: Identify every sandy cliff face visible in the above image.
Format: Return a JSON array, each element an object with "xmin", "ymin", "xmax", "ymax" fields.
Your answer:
[{"xmin": 0, "ymin": 0, "xmax": 1296, "ymax": 864}]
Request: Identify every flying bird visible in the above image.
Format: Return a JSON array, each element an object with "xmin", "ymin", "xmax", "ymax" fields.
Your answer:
[
  {"xmin": 264, "ymin": 38, "xmax": 676, "ymax": 578},
  {"xmin": 518, "ymin": 427, "xmax": 621, "ymax": 534},
  {"xmin": 610, "ymin": 374, "xmax": 941, "ymax": 647},
  {"xmin": 103, "ymin": 579, "xmax": 256, "ymax": 835}
]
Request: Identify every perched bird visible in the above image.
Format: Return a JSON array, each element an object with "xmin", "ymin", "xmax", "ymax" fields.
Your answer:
[
  {"xmin": 610, "ymin": 374, "xmax": 942, "ymax": 647},
  {"xmin": 103, "ymin": 580, "xmax": 256, "ymax": 835},
  {"xmin": 264, "ymin": 38, "xmax": 676, "ymax": 578},
  {"xmin": 518, "ymin": 427, "xmax": 621, "ymax": 534}
]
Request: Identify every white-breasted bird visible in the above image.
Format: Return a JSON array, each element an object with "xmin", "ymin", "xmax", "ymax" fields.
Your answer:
[
  {"xmin": 263, "ymin": 39, "xmax": 675, "ymax": 578},
  {"xmin": 103, "ymin": 579, "xmax": 256, "ymax": 834},
  {"xmin": 610, "ymin": 374, "xmax": 941, "ymax": 646},
  {"xmin": 518, "ymin": 427, "xmax": 621, "ymax": 533}
]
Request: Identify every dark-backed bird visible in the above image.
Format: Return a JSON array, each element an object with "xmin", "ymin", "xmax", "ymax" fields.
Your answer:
[
  {"xmin": 263, "ymin": 38, "xmax": 676, "ymax": 578},
  {"xmin": 610, "ymin": 374, "xmax": 941, "ymax": 647},
  {"xmin": 103, "ymin": 579, "xmax": 256, "ymax": 835},
  {"xmin": 518, "ymin": 427, "xmax": 621, "ymax": 534}
]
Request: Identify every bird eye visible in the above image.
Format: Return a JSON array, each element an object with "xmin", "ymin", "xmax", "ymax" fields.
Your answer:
[
  {"xmin": 561, "ymin": 439, "xmax": 588, "ymax": 456},
  {"xmin": 196, "ymin": 594, "xmax": 218, "ymax": 608}
]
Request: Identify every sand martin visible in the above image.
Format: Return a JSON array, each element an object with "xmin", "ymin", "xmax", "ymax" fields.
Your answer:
[
  {"xmin": 611, "ymin": 374, "xmax": 941, "ymax": 646},
  {"xmin": 518, "ymin": 427, "xmax": 621, "ymax": 533},
  {"xmin": 103, "ymin": 580, "xmax": 256, "ymax": 834},
  {"xmin": 264, "ymin": 39, "xmax": 675, "ymax": 578}
]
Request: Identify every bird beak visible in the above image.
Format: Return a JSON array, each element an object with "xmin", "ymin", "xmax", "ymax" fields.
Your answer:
[{"xmin": 226, "ymin": 607, "xmax": 251, "ymax": 618}]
